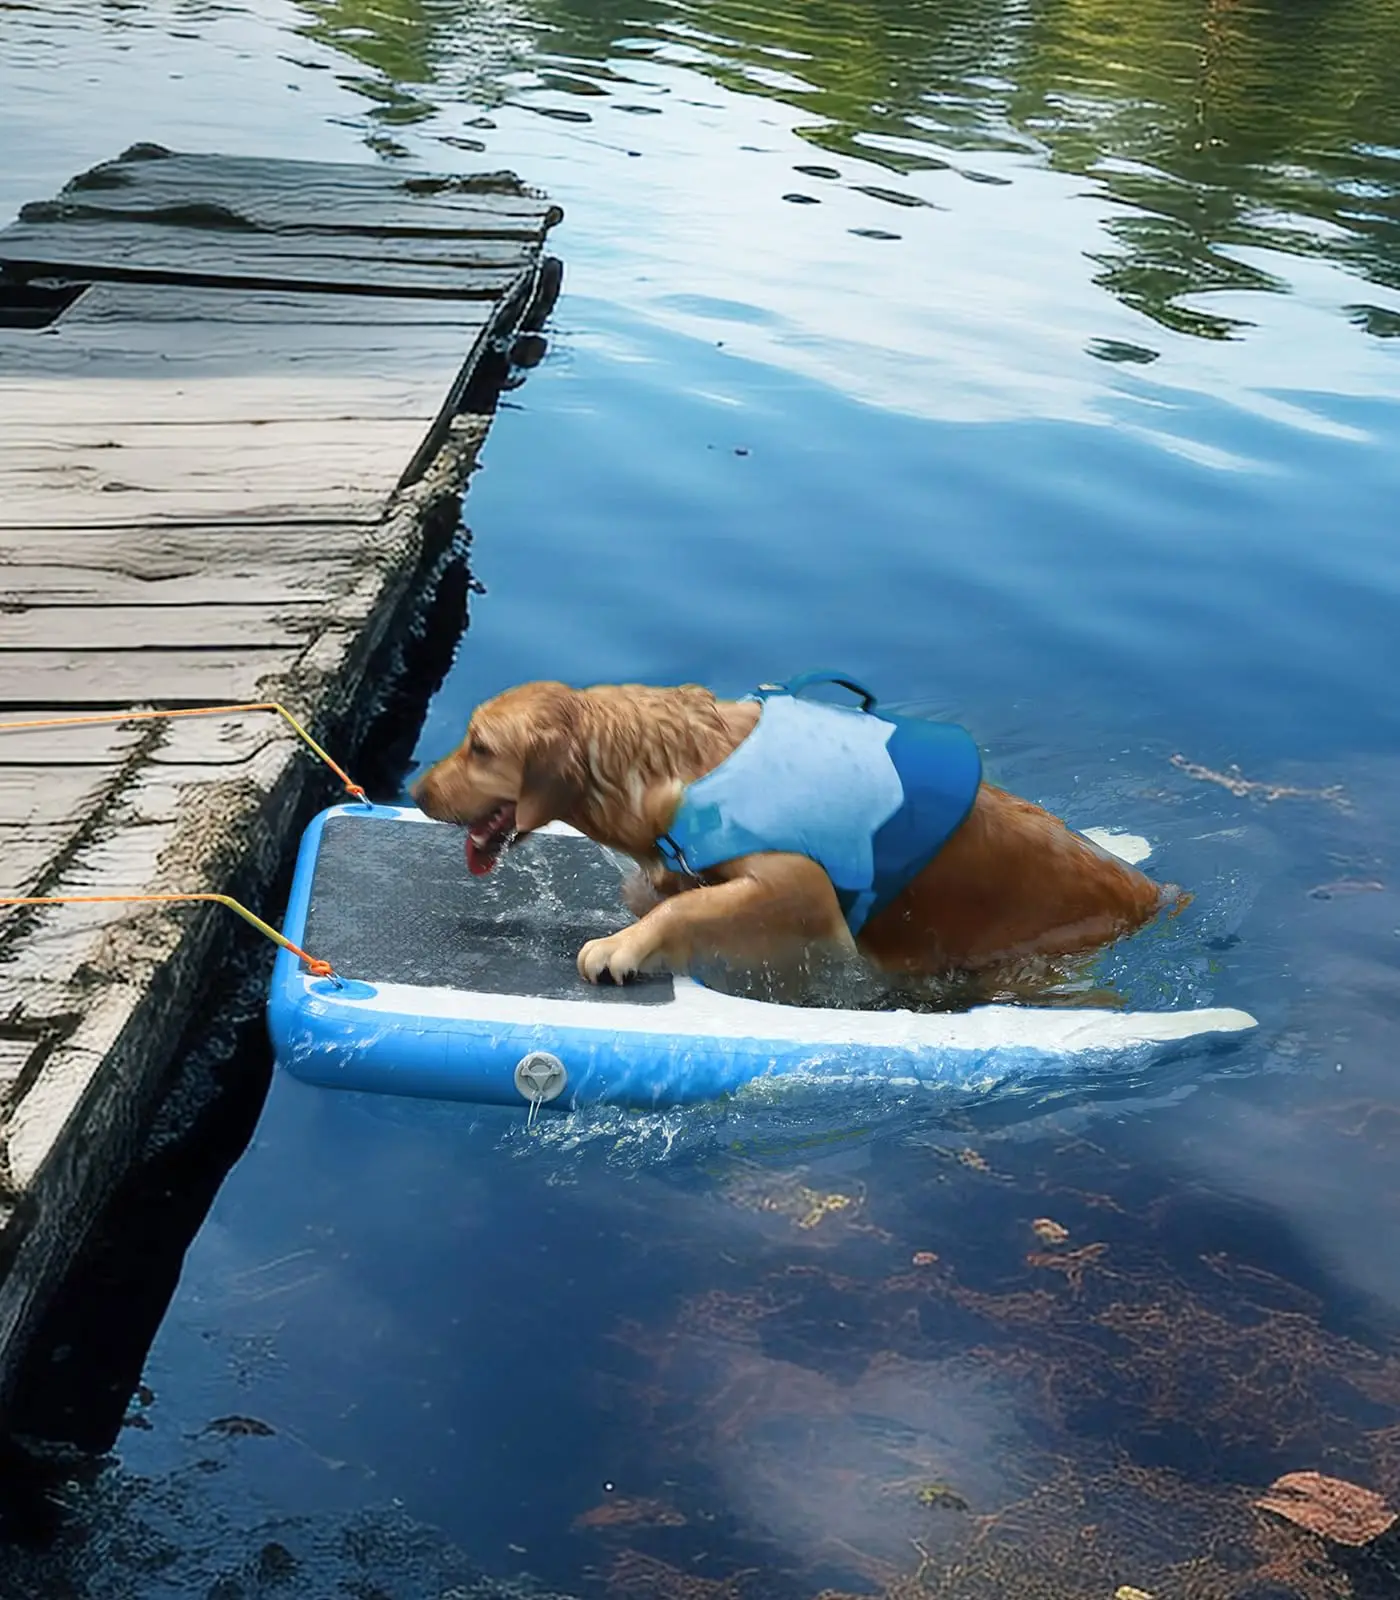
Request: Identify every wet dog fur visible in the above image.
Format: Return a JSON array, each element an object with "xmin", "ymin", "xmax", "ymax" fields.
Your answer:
[{"xmin": 412, "ymin": 680, "xmax": 1178, "ymax": 993}]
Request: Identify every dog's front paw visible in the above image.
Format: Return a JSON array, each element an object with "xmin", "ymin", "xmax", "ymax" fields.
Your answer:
[{"xmin": 578, "ymin": 927, "xmax": 656, "ymax": 985}]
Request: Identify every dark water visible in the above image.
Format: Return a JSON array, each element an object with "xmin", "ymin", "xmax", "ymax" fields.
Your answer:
[{"xmin": 4, "ymin": 0, "xmax": 1400, "ymax": 1595}]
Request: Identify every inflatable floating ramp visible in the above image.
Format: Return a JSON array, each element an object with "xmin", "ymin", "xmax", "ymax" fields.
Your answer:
[{"xmin": 269, "ymin": 803, "xmax": 1257, "ymax": 1112}]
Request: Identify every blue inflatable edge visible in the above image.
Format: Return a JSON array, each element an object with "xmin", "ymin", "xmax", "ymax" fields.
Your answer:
[{"xmin": 269, "ymin": 803, "xmax": 1254, "ymax": 1112}]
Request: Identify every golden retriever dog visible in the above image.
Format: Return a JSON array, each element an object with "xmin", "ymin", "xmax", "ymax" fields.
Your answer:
[{"xmin": 412, "ymin": 680, "xmax": 1175, "ymax": 992}]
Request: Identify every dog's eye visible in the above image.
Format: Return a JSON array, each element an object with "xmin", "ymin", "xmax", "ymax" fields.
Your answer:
[{"xmin": 469, "ymin": 737, "xmax": 493, "ymax": 760}]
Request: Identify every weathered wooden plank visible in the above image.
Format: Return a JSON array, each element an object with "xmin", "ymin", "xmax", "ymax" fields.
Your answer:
[
  {"xmin": 0, "ymin": 525, "xmax": 375, "ymax": 566},
  {"xmin": 33, "ymin": 817, "xmax": 178, "ymax": 895},
  {"xmin": 0, "ymin": 374, "xmax": 454, "ymax": 427},
  {"xmin": 0, "ymin": 327, "xmax": 486, "ymax": 390},
  {"xmin": 0, "ymin": 288, "xmax": 494, "ymax": 449},
  {"xmin": 0, "ymin": 417, "xmax": 430, "ymax": 527},
  {"xmin": 0, "ymin": 765, "xmax": 123, "ymax": 827},
  {"xmin": 0, "ymin": 330, "xmax": 487, "ymax": 396},
  {"xmin": 0, "ymin": 604, "xmax": 324, "ymax": 650},
  {"xmin": 0, "ymin": 826, "xmax": 73, "ymax": 897},
  {"xmin": 0, "ymin": 713, "xmax": 142, "ymax": 766},
  {"xmin": 55, "ymin": 282, "xmax": 500, "ymax": 327},
  {"xmin": 0, "ymin": 649, "xmax": 297, "ymax": 707},
  {"xmin": 66, "ymin": 150, "xmax": 540, "ymax": 201},
  {"xmin": 0, "ymin": 224, "xmax": 526, "ymax": 299},
  {"xmin": 0, "ymin": 286, "xmax": 494, "ymax": 462},
  {"xmin": 2, "ymin": 419, "xmax": 423, "ymax": 457},
  {"xmin": 0, "ymin": 710, "xmax": 292, "ymax": 770},
  {"xmin": 0, "ymin": 219, "xmax": 531, "ymax": 272},
  {"xmin": 0, "ymin": 887, "xmax": 170, "ymax": 989},
  {"xmin": 26, "ymin": 190, "xmax": 557, "ymax": 240},
  {"xmin": 149, "ymin": 716, "xmax": 294, "ymax": 767},
  {"xmin": 0, "ymin": 1038, "xmax": 38, "ymax": 1099},
  {"xmin": 0, "ymin": 561, "xmax": 362, "ymax": 607},
  {"xmin": 0, "ymin": 491, "xmax": 383, "ymax": 533}
]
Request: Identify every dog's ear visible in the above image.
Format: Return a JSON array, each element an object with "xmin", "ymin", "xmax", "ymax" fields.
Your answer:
[{"xmin": 516, "ymin": 700, "xmax": 585, "ymax": 834}]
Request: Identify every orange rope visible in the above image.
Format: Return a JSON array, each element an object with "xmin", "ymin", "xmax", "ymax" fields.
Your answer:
[
  {"xmin": 0, "ymin": 702, "xmax": 367, "ymax": 801},
  {"xmin": 0, "ymin": 892, "xmax": 339, "ymax": 982},
  {"xmin": 0, "ymin": 703, "xmax": 358, "ymax": 982}
]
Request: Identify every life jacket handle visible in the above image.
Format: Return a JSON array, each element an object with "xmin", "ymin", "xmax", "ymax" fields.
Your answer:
[{"xmin": 754, "ymin": 671, "xmax": 878, "ymax": 714}]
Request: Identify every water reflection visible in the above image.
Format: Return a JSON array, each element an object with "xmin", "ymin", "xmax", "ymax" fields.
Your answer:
[
  {"xmin": 304, "ymin": 0, "xmax": 1400, "ymax": 341},
  {"xmin": 300, "ymin": 0, "xmax": 536, "ymax": 142},
  {"xmin": 3, "ymin": 0, "xmax": 1400, "ymax": 1597}
]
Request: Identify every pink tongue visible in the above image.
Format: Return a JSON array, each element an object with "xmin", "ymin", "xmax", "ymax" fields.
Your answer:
[{"xmin": 465, "ymin": 833, "xmax": 497, "ymax": 877}]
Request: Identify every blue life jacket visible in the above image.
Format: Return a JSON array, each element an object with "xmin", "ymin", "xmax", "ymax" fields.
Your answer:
[{"xmin": 655, "ymin": 673, "xmax": 982, "ymax": 934}]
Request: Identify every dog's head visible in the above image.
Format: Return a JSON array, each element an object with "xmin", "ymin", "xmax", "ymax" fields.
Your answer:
[
  {"xmin": 414, "ymin": 679, "xmax": 734, "ymax": 873},
  {"xmin": 412, "ymin": 681, "xmax": 586, "ymax": 875}
]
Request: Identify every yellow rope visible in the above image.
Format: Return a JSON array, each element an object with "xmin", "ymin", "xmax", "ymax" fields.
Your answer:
[
  {"xmin": 0, "ymin": 892, "xmax": 340, "ymax": 982},
  {"xmin": 0, "ymin": 702, "xmax": 367, "ymax": 800},
  {"xmin": 0, "ymin": 702, "xmax": 360, "ymax": 981}
]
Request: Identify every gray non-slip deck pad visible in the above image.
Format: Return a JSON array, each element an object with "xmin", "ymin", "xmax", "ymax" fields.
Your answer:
[{"xmin": 302, "ymin": 811, "xmax": 673, "ymax": 1004}]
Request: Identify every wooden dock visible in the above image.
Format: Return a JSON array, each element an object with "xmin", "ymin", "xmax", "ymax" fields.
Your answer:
[{"xmin": 0, "ymin": 144, "xmax": 560, "ymax": 1425}]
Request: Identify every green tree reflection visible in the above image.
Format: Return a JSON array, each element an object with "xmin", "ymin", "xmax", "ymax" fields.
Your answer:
[{"xmin": 301, "ymin": 0, "xmax": 1400, "ymax": 340}]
